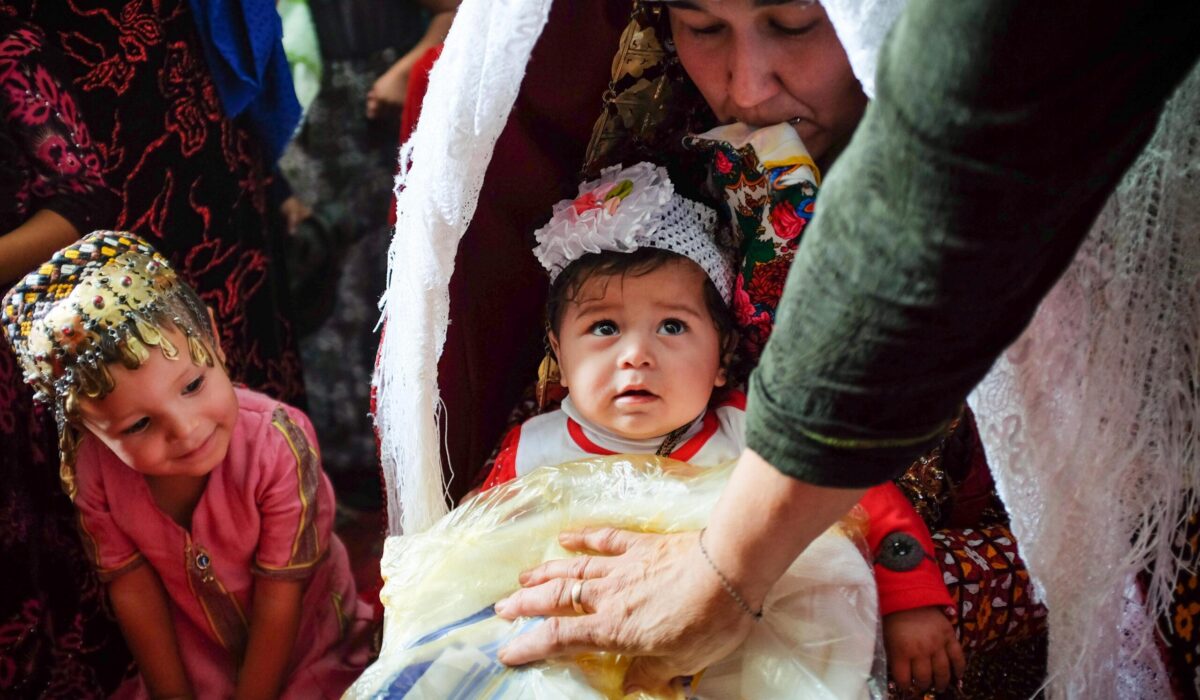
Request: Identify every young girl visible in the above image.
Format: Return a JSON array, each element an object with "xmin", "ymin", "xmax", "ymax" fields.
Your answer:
[
  {"xmin": 1, "ymin": 232, "xmax": 372, "ymax": 699},
  {"xmin": 481, "ymin": 162, "xmax": 966, "ymax": 690}
]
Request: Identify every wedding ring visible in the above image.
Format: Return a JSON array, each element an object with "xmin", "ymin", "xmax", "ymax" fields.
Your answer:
[{"xmin": 571, "ymin": 580, "xmax": 585, "ymax": 614}]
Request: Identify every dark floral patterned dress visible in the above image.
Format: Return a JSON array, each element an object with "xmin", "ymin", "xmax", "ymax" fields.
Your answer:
[
  {"xmin": 0, "ymin": 20, "xmax": 129, "ymax": 699},
  {"xmin": 0, "ymin": 1, "xmax": 307, "ymax": 695},
  {"xmin": 3, "ymin": 0, "xmax": 305, "ymax": 406}
]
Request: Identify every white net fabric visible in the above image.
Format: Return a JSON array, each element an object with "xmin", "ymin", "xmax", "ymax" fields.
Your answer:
[
  {"xmin": 532, "ymin": 162, "xmax": 732, "ymax": 301},
  {"xmin": 968, "ymin": 64, "xmax": 1200, "ymax": 697},
  {"xmin": 1115, "ymin": 576, "xmax": 1171, "ymax": 699},
  {"xmin": 374, "ymin": 0, "xmax": 553, "ymax": 534},
  {"xmin": 644, "ymin": 197, "xmax": 731, "ymax": 301}
]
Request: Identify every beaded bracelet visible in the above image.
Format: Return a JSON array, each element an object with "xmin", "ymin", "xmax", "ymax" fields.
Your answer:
[{"xmin": 697, "ymin": 528, "xmax": 763, "ymax": 620}]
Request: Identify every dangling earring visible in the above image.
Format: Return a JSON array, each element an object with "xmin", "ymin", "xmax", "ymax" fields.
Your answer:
[
  {"xmin": 535, "ymin": 352, "xmax": 560, "ymax": 409},
  {"xmin": 536, "ymin": 322, "xmax": 562, "ymax": 409}
]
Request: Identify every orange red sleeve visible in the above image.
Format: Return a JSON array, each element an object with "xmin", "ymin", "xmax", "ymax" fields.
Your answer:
[
  {"xmin": 859, "ymin": 482, "xmax": 953, "ymax": 616},
  {"xmin": 480, "ymin": 423, "xmax": 522, "ymax": 491}
]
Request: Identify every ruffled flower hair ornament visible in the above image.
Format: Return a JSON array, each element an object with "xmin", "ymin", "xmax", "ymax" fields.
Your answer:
[
  {"xmin": 1, "ymin": 231, "xmax": 218, "ymax": 499},
  {"xmin": 533, "ymin": 161, "xmax": 734, "ymax": 302}
]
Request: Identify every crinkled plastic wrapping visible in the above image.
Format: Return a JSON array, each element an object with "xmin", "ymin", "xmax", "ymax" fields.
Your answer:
[{"xmin": 345, "ymin": 457, "xmax": 883, "ymax": 699}]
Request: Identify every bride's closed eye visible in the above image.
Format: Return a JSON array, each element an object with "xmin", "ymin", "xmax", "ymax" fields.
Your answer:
[
  {"xmin": 682, "ymin": 21, "xmax": 724, "ymax": 37},
  {"xmin": 770, "ymin": 19, "xmax": 818, "ymax": 36}
]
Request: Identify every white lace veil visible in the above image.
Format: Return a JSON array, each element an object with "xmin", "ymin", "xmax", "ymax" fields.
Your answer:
[
  {"xmin": 821, "ymin": 0, "xmax": 905, "ymax": 100},
  {"xmin": 377, "ymin": 1, "xmax": 1199, "ymax": 693}
]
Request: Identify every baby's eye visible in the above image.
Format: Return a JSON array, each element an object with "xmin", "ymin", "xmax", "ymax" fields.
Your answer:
[
  {"xmin": 122, "ymin": 417, "xmax": 150, "ymax": 435},
  {"xmin": 659, "ymin": 319, "xmax": 688, "ymax": 336},
  {"xmin": 589, "ymin": 320, "xmax": 619, "ymax": 337},
  {"xmin": 183, "ymin": 375, "xmax": 205, "ymax": 395}
]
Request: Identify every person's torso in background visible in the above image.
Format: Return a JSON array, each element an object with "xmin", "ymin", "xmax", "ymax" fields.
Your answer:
[{"xmin": 306, "ymin": 0, "xmax": 425, "ymax": 62}]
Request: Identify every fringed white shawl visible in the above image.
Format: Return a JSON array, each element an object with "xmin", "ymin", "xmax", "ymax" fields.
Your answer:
[
  {"xmin": 826, "ymin": 3, "xmax": 1200, "ymax": 694},
  {"xmin": 375, "ymin": 1, "xmax": 1200, "ymax": 695},
  {"xmin": 374, "ymin": 0, "xmax": 552, "ymax": 535},
  {"xmin": 968, "ymin": 65, "xmax": 1200, "ymax": 697}
]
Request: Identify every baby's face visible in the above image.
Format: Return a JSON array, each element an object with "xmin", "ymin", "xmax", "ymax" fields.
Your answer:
[
  {"xmin": 552, "ymin": 258, "xmax": 726, "ymax": 440},
  {"xmin": 76, "ymin": 326, "xmax": 238, "ymax": 480}
]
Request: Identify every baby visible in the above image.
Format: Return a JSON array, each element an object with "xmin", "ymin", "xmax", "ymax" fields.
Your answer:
[
  {"xmin": 1, "ymin": 232, "xmax": 371, "ymax": 699},
  {"xmin": 481, "ymin": 163, "xmax": 966, "ymax": 693}
]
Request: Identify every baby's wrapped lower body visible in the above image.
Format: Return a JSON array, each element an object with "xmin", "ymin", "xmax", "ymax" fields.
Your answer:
[{"xmin": 347, "ymin": 456, "xmax": 881, "ymax": 699}]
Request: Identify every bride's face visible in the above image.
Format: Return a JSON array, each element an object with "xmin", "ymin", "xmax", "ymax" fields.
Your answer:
[{"xmin": 668, "ymin": 0, "xmax": 867, "ymax": 168}]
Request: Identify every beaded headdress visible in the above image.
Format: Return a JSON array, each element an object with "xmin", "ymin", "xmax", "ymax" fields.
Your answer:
[
  {"xmin": 532, "ymin": 162, "xmax": 734, "ymax": 303},
  {"xmin": 1, "ymin": 231, "xmax": 217, "ymax": 498}
]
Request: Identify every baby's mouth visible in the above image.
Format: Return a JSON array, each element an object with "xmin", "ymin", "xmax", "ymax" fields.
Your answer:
[{"xmin": 615, "ymin": 388, "xmax": 658, "ymax": 402}]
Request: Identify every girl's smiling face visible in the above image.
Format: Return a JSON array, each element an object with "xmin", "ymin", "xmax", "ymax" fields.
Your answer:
[
  {"xmin": 550, "ymin": 258, "xmax": 727, "ymax": 440},
  {"xmin": 76, "ymin": 326, "xmax": 238, "ymax": 479},
  {"xmin": 668, "ymin": 0, "xmax": 867, "ymax": 168}
]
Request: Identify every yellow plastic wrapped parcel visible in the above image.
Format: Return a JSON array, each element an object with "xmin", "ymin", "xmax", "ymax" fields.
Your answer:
[{"xmin": 345, "ymin": 456, "xmax": 879, "ymax": 699}]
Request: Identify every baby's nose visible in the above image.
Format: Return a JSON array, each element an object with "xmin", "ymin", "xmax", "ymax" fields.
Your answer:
[{"xmin": 618, "ymin": 336, "xmax": 655, "ymax": 368}]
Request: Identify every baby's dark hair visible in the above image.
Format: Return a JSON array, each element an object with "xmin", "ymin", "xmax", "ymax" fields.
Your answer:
[{"xmin": 546, "ymin": 248, "xmax": 735, "ymax": 348}]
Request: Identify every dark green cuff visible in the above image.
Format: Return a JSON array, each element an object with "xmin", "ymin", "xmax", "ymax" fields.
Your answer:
[{"xmin": 745, "ymin": 370, "xmax": 947, "ymax": 488}]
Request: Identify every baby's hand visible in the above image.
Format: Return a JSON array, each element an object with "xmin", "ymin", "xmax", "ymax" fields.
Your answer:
[{"xmin": 882, "ymin": 606, "xmax": 966, "ymax": 693}]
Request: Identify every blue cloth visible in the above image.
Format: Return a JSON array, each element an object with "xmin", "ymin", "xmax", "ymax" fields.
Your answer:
[{"xmin": 187, "ymin": 0, "xmax": 301, "ymax": 163}]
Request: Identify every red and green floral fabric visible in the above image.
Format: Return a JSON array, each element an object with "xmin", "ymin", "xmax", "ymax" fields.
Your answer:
[{"xmin": 688, "ymin": 123, "xmax": 821, "ymax": 372}]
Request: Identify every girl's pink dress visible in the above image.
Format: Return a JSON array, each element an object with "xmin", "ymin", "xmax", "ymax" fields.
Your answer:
[{"xmin": 73, "ymin": 387, "xmax": 373, "ymax": 699}]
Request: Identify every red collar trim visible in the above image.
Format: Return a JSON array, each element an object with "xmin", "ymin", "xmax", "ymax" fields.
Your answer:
[
  {"xmin": 668, "ymin": 410, "xmax": 719, "ymax": 462},
  {"xmin": 565, "ymin": 408, "xmax": 722, "ymax": 462},
  {"xmin": 567, "ymin": 418, "xmax": 617, "ymax": 455}
]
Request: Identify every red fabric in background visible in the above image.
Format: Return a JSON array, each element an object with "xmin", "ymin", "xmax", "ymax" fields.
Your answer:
[
  {"xmin": 395, "ymin": 2, "xmax": 627, "ymax": 502},
  {"xmin": 390, "ymin": 44, "xmax": 443, "ymax": 228},
  {"xmin": 399, "ymin": 45, "xmax": 442, "ymax": 151}
]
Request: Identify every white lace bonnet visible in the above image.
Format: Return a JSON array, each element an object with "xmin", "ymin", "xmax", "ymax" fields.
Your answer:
[{"xmin": 532, "ymin": 162, "xmax": 733, "ymax": 302}]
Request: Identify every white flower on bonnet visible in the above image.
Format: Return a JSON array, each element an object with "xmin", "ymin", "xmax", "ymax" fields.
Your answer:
[{"xmin": 532, "ymin": 162, "xmax": 734, "ymax": 303}]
